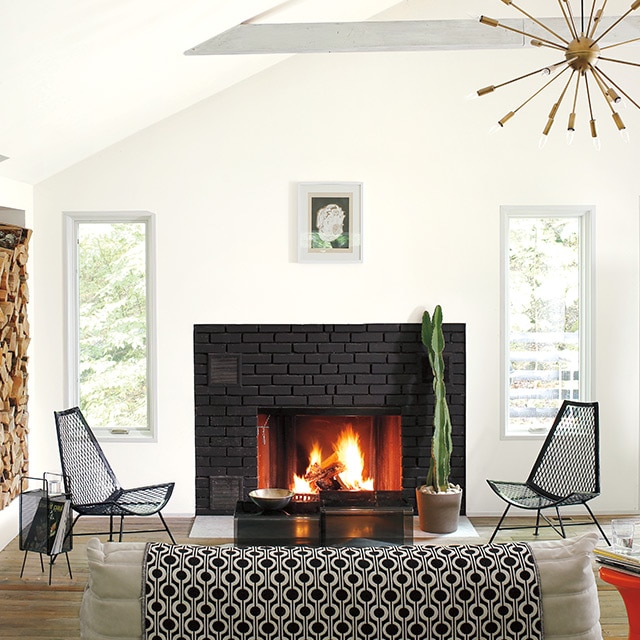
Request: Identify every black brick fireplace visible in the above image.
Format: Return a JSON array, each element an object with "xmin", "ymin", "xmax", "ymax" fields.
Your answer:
[{"xmin": 194, "ymin": 323, "xmax": 466, "ymax": 514}]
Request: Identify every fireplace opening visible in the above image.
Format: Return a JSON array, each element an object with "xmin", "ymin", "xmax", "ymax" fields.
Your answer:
[{"xmin": 257, "ymin": 408, "xmax": 402, "ymax": 500}]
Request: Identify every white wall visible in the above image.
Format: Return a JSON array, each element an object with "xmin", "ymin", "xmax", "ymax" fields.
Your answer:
[
  {"xmin": 27, "ymin": 37, "xmax": 640, "ymax": 528},
  {"xmin": 0, "ymin": 176, "xmax": 33, "ymax": 550}
]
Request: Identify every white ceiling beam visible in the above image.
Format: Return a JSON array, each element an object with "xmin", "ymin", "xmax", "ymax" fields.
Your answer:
[{"xmin": 185, "ymin": 16, "xmax": 640, "ymax": 55}]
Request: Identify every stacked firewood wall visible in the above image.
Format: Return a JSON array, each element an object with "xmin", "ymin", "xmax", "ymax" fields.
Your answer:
[{"xmin": 0, "ymin": 224, "xmax": 31, "ymax": 509}]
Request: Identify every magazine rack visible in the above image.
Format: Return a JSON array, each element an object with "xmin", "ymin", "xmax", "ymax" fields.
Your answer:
[{"xmin": 19, "ymin": 473, "xmax": 73, "ymax": 584}]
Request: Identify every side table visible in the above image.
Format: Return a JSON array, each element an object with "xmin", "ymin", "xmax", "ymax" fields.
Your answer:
[{"xmin": 599, "ymin": 566, "xmax": 640, "ymax": 640}]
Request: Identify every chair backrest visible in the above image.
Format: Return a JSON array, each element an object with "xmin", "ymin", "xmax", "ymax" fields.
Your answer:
[
  {"xmin": 54, "ymin": 407, "xmax": 121, "ymax": 507},
  {"xmin": 527, "ymin": 400, "xmax": 600, "ymax": 498}
]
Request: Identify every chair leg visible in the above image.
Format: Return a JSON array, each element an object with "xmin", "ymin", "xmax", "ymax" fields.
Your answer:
[
  {"xmin": 554, "ymin": 507, "xmax": 567, "ymax": 538},
  {"xmin": 20, "ymin": 550, "xmax": 28, "ymax": 578},
  {"xmin": 64, "ymin": 552, "xmax": 73, "ymax": 580},
  {"xmin": 489, "ymin": 504, "xmax": 511, "ymax": 543},
  {"xmin": 158, "ymin": 511, "xmax": 176, "ymax": 544},
  {"xmin": 583, "ymin": 502, "xmax": 611, "ymax": 545},
  {"xmin": 534, "ymin": 510, "xmax": 542, "ymax": 536},
  {"xmin": 118, "ymin": 515, "xmax": 125, "ymax": 542},
  {"xmin": 109, "ymin": 515, "xmax": 114, "ymax": 541}
]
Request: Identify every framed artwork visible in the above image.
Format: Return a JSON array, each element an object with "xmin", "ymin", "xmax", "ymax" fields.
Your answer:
[{"xmin": 297, "ymin": 182, "xmax": 363, "ymax": 263}]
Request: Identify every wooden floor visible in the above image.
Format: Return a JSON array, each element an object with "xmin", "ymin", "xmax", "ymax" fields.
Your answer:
[{"xmin": 0, "ymin": 515, "xmax": 630, "ymax": 639}]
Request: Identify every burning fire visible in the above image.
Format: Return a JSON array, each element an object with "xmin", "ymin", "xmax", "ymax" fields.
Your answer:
[{"xmin": 292, "ymin": 425, "xmax": 374, "ymax": 494}]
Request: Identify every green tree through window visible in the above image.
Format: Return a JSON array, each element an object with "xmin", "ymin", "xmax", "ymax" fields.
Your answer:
[
  {"xmin": 66, "ymin": 213, "xmax": 156, "ymax": 438},
  {"xmin": 78, "ymin": 223, "xmax": 147, "ymax": 430}
]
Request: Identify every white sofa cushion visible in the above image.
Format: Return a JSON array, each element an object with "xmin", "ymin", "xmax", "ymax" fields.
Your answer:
[
  {"xmin": 81, "ymin": 538, "xmax": 145, "ymax": 640},
  {"xmin": 529, "ymin": 532, "xmax": 602, "ymax": 640},
  {"xmin": 80, "ymin": 532, "xmax": 602, "ymax": 640}
]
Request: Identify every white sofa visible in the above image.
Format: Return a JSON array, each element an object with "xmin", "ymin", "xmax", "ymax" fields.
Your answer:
[{"xmin": 80, "ymin": 532, "xmax": 603, "ymax": 640}]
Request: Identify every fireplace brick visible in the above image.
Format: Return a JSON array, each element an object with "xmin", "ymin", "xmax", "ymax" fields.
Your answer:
[{"xmin": 194, "ymin": 323, "xmax": 466, "ymax": 515}]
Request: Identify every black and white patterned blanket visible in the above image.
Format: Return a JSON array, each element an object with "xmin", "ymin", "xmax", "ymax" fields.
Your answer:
[{"xmin": 143, "ymin": 543, "xmax": 543, "ymax": 640}]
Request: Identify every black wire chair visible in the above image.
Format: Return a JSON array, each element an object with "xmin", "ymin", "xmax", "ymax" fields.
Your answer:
[
  {"xmin": 54, "ymin": 407, "xmax": 176, "ymax": 543},
  {"xmin": 487, "ymin": 400, "xmax": 609, "ymax": 544}
]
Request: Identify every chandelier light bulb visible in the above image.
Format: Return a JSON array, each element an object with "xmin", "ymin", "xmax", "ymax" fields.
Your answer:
[
  {"xmin": 477, "ymin": 0, "xmax": 640, "ymax": 146},
  {"xmin": 566, "ymin": 128, "xmax": 575, "ymax": 144},
  {"xmin": 606, "ymin": 88, "xmax": 622, "ymax": 104},
  {"xmin": 612, "ymin": 112, "xmax": 630, "ymax": 142}
]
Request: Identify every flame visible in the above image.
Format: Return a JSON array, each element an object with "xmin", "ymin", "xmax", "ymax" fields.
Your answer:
[
  {"xmin": 334, "ymin": 426, "xmax": 374, "ymax": 491},
  {"xmin": 308, "ymin": 442, "xmax": 323, "ymax": 467},
  {"xmin": 292, "ymin": 442, "xmax": 322, "ymax": 493},
  {"xmin": 291, "ymin": 425, "xmax": 374, "ymax": 494}
]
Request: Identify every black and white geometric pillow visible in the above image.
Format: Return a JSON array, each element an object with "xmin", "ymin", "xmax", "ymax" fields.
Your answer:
[{"xmin": 143, "ymin": 542, "xmax": 542, "ymax": 640}]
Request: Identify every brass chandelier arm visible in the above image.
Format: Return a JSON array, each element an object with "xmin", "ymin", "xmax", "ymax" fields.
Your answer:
[
  {"xmin": 588, "ymin": 8, "xmax": 604, "ymax": 38},
  {"xmin": 558, "ymin": 0, "xmax": 580, "ymax": 40},
  {"xmin": 588, "ymin": 0, "xmax": 611, "ymax": 37},
  {"xmin": 599, "ymin": 36, "xmax": 640, "ymax": 50},
  {"xmin": 593, "ymin": 64, "xmax": 640, "ymax": 111},
  {"xmin": 567, "ymin": 72, "xmax": 581, "ymax": 132},
  {"xmin": 589, "ymin": 65, "xmax": 618, "ymax": 114},
  {"xmin": 480, "ymin": 16, "xmax": 567, "ymax": 49},
  {"xmin": 585, "ymin": 0, "xmax": 599, "ymax": 37},
  {"xmin": 584, "ymin": 72, "xmax": 596, "ymax": 121},
  {"xmin": 501, "ymin": 65, "xmax": 572, "ymax": 122},
  {"xmin": 570, "ymin": 72, "xmax": 581, "ymax": 113},
  {"xmin": 558, "ymin": 70, "xmax": 578, "ymax": 105},
  {"xmin": 598, "ymin": 54, "xmax": 640, "ymax": 68},
  {"xmin": 542, "ymin": 71, "xmax": 577, "ymax": 135},
  {"xmin": 582, "ymin": 73, "xmax": 600, "ymax": 139},
  {"xmin": 531, "ymin": 39, "xmax": 569, "ymax": 52},
  {"xmin": 503, "ymin": 0, "xmax": 570, "ymax": 44},
  {"xmin": 592, "ymin": 1, "xmax": 640, "ymax": 46},
  {"xmin": 477, "ymin": 60, "xmax": 570, "ymax": 95},
  {"xmin": 589, "ymin": 65, "xmax": 628, "ymax": 132}
]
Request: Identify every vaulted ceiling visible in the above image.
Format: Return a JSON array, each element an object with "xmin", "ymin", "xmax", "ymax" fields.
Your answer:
[
  {"xmin": 4, "ymin": 0, "xmax": 637, "ymax": 184},
  {"xmin": 1, "ymin": 0, "xmax": 410, "ymax": 184}
]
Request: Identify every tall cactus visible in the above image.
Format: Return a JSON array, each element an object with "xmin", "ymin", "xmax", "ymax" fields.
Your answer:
[{"xmin": 421, "ymin": 305, "xmax": 453, "ymax": 492}]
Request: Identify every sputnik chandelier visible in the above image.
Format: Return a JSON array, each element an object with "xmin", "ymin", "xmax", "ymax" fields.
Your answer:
[{"xmin": 477, "ymin": 0, "xmax": 640, "ymax": 147}]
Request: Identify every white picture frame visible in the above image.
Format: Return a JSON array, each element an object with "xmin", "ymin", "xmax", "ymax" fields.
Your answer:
[{"xmin": 297, "ymin": 182, "xmax": 363, "ymax": 263}]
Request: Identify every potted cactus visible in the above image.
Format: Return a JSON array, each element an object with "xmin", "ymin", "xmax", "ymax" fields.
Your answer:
[{"xmin": 415, "ymin": 305, "xmax": 462, "ymax": 533}]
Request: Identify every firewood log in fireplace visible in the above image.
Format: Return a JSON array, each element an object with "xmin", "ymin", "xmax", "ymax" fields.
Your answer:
[{"xmin": 304, "ymin": 452, "xmax": 346, "ymax": 492}]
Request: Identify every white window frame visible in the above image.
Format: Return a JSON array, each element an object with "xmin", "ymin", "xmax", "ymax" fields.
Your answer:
[
  {"xmin": 500, "ymin": 205, "xmax": 595, "ymax": 439},
  {"xmin": 64, "ymin": 211, "xmax": 158, "ymax": 441}
]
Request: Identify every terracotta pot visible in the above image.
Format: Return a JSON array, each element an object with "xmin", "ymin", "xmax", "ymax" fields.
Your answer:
[{"xmin": 415, "ymin": 487, "xmax": 463, "ymax": 534}]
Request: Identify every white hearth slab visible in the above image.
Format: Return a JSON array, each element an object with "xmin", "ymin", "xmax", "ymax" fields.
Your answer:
[{"xmin": 189, "ymin": 515, "xmax": 478, "ymax": 541}]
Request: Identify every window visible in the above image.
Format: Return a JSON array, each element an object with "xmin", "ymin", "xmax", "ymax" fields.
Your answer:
[
  {"xmin": 65, "ymin": 212, "xmax": 157, "ymax": 440},
  {"xmin": 501, "ymin": 206, "xmax": 593, "ymax": 437}
]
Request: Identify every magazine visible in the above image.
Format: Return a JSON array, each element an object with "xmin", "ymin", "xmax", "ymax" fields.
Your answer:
[
  {"xmin": 50, "ymin": 498, "xmax": 71, "ymax": 555},
  {"xmin": 594, "ymin": 546, "xmax": 640, "ymax": 576},
  {"xmin": 23, "ymin": 495, "xmax": 71, "ymax": 555}
]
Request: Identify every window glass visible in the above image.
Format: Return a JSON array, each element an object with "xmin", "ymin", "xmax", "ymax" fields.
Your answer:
[
  {"xmin": 503, "ymin": 208, "xmax": 592, "ymax": 436},
  {"xmin": 66, "ymin": 213, "xmax": 156, "ymax": 439}
]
